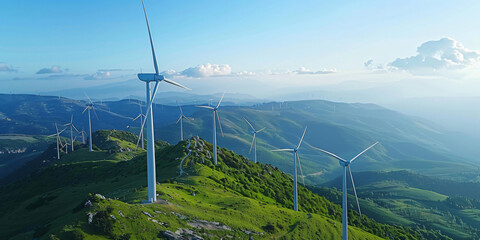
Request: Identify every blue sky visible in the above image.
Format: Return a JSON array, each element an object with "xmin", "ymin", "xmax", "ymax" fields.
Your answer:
[{"xmin": 1, "ymin": 0, "xmax": 480, "ymax": 98}]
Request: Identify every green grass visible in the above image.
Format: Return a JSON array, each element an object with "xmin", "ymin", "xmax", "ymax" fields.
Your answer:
[{"xmin": 0, "ymin": 133, "xmax": 453, "ymax": 240}]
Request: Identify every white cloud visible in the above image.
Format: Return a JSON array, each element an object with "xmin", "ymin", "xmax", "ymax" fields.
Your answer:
[
  {"xmin": 234, "ymin": 70, "xmax": 256, "ymax": 76},
  {"xmin": 84, "ymin": 71, "xmax": 111, "ymax": 80},
  {"xmin": 389, "ymin": 37, "xmax": 480, "ymax": 73},
  {"xmin": 36, "ymin": 65, "xmax": 64, "ymax": 74},
  {"xmin": 364, "ymin": 59, "xmax": 396, "ymax": 74},
  {"xmin": 0, "ymin": 62, "xmax": 16, "ymax": 72},
  {"xmin": 181, "ymin": 63, "xmax": 232, "ymax": 78},
  {"xmin": 292, "ymin": 67, "xmax": 337, "ymax": 75},
  {"xmin": 161, "ymin": 63, "xmax": 233, "ymax": 78}
]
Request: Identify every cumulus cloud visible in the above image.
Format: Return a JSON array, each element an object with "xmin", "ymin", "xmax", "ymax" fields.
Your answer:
[
  {"xmin": 389, "ymin": 37, "xmax": 480, "ymax": 72},
  {"xmin": 84, "ymin": 71, "xmax": 111, "ymax": 80},
  {"xmin": 181, "ymin": 63, "xmax": 232, "ymax": 78},
  {"xmin": 0, "ymin": 62, "xmax": 16, "ymax": 72},
  {"xmin": 293, "ymin": 67, "xmax": 337, "ymax": 75},
  {"xmin": 36, "ymin": 65, "xmax": 64, "ymax": 74}
]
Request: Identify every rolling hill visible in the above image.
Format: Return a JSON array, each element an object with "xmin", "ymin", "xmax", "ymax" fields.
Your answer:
[
  {"xmin": 1, "ymin": 94, "xmax": 478, "ymax": 184},
  {"xmin": 0, "ymin": 130, "xmax": 451, "ymax": 240},
  {"xmin": 311, "ymin": 170, "xmax": 480, "ymax": 239}
]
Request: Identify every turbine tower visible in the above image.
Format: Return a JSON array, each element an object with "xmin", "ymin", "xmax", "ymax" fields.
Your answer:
[
  {"xmin": 64, "ymin": 115, "xmax": 80, "ymax": 152},
  {"xmin": 82, "ymin": 96, "xmax": 98, "ymax": 152},
  {"xmin": 272, "ymin": 126, "xmax": 307, "ymax": 211},
  {"xmin": 176, "ymin": 104, "xmax": 192, "ymax": 141},
  {"xmin": 311, "ymin": 142, "xmax": 378, "ymax": 240},
  {"xmin": 48, "ymin": 123, "xmax": 66, "ymax": 160},
  {"xmin": 80, "ymin": 129, "xmax": 86, "ymax": 144},
  {"xmin": 244, "ymin": 117, "xmax": 266, "ymax": 163},
  {"xmin": 132, "ymin": 102, "xmax": 145, "ymax": 149},
  {"xmin": 135, "ymin": 0, "xmax": 190, "ymax": 203},
  {"xmin": 197, "ymin": 94, "xmax": 225, "ymax": 165}
]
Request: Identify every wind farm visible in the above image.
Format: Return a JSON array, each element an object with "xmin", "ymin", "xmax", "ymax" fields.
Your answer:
[{"xmin": 1, "ymin": 0, "xmax": 479, "ymax": 239}]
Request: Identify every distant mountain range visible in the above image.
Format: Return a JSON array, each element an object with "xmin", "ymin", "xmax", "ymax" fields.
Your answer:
[{"xmin": 1, "ymin": 94, "xmax": 479, "ymax": 183}]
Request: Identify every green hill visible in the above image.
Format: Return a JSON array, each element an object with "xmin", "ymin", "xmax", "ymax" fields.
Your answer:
[
  {"xmin": 312, "ymin": 171, "xmax": 480, "ymax": 239},
  {"xmin": 1, "ymin": 94, "xmax": 478, "ymax": 185},
  {"xmin": 0, "ymin": 131, "xmax": 450, "ymax": 240},
  {"xmin": 0, "ymin": 134, "xmax": 56, "ymax": 178}
]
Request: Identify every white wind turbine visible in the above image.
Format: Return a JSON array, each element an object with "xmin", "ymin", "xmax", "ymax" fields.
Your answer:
[
  {"xmin": 80, "ymin": 129, "xmax": 86, "ymax": 144},
  {"xmin": 176, "ymin": 104, "xmax": 192, "ymax": 141},
  {"xmin": 134, "ymin": 0, "xmax": 190, "ymax": 203},
  {"xmin": 132, "ymin": 102, "xmax": 145, "ymax": 149},
  {"xmin": 48, "ymin": 123, "xmax": 66, "ymax": 159},
  {"xmin": 64, "ymin": 115, "xmax": 80, "ymax": 152},
  {"xmin": 310, "ymin": 142, "xmax": 378, "ymax": 240},
  {"xmin": 244, "ymin": 117, "xmax": 266, "ymax": 163},
  {"xmin": 272, "ymin": 126, "xmax": 308, "ymax": 211},
  {"xmin": 196, "ymin": 94, "xmax": 225, "ymax": 165},
  {"xmin": 82, "ymin": 96, "xmax": 98, "ymax": 152}
]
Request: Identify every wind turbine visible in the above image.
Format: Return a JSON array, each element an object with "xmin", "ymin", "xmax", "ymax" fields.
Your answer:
[
  {"xmin": 310, "ymin": 142, "xmax": 378, "ymax": 240},
  {"xmin": 272, "ymin": 126, "xmax": 307, "ymax": 211},
  {"xmin": 132, "ymin": 102, "xmax": 145, "ymax": 149},
  {"xmin": 80, "ymin": 129, "xmax": 86, "ymax": 144},
  {"xmin": 196, "ymin": 94, "xmax": 225, "ymax": 165},
  {"xmin": 64, "ymin": 115, "xmax": 80, "ymax": 152},
  {"xmin": 244, "ymin": 117, "xmax": 265, "ymax": 163},
  {"xmin": 48, "ymin": 123, "xmax": 66, "ymax": 159},
  {"xmin": 82, "ymin": 96, "xmax": 98, "ymax": 152},
  {"xmin": 176, "ymin": 104, "xmax": 192, "ymax": 141},
  {"xmin": 135, "ymin": 0, "xmax": 190, "ymax": 203}
]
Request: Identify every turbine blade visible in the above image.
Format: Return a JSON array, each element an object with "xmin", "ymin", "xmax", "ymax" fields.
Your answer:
[
  {"xmin": 70, "ymin": 115, "xmax": 73, "ymax": 124},
  {"xmin": 141, "ymin": 0, "xmax": 159, "ymax": 75},
  {"xmin": 296, "ymin": 152, "xmax": 306, "ymax": 187},
  {"xmin": 348, "ymin": 165, "xmax": 362, "ymax": 218},
  {"xmin": 72, "ymin": 124, "xmax": 80, "ymax": 133},
  {"xmin": 85, "ymin": 93, "xmax": 93, "ymax": 105},
  {"xmin": 249, "ymin": 135, "xmax": 255, "ymax": 154},
  {"xmin": 216, "ymin": 93, "xmax": 225, "ymax": 109},
  {"xmin": 296, "ymin": 126, "xmax": 308, "ymax": 149},
  {"xmin": 176, "ymin": 115, "xmax": 182, "ymax": 124},
  {"xmin": 133, "ymin": 114, "xmax": 141, "ymax": 121},
  {"xmin": 184, "ymin": 116, "xmax": 192, "ymax": 121},
  {"xmin": 349, "ymin": 142, "xmax": 378, "ymax": 163},
  {"xmin": 82, "ymin": 106, "xmax": 88, "ymax": 114},
  {"xmin": 164, "ymin": 78, "xmax": 190, "ymax": 90},
  {"xmin": 256, "ymin": 127, "xmax": 266, "ymax": 133},
  {"xmin": 310, "ymin": 145, "xmax": 347, "ymax": 163},
  {"xmin": 196, "ymin": 105, "xmax": 214, "ymax": 109},
  {"xmin": 58, "ymin": 128, "xmax": 67, "ymax": 135},
  {"xmin": 178, "ymin": 103, "xmax": 183, "ymax": 115},
  {"xmin": 271, "ymin": 149, "xmax": 294, "ymax": 152},
  {"xmin": 243, "ymin": 117, "xmax": 255, "ymax": 131},
  {"xmin": 92, "ymin": 106, "xmax": 99, "ymax": 120},
  {"xmin": 216, "ymin": 111, "xmax": 224, "ymax": 137}
]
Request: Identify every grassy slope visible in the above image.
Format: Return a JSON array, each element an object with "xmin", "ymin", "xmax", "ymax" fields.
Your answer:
[
  {"xmin": 313, "ymin": 177, "xmax": 480, "ymax": 240},
  {"xmin": 0, "ymin": 131, "xmax": 451, "ymax": 240},
  {"xmin": 0, "ymin": 134, "xmax": 56, "ymax": 178}
]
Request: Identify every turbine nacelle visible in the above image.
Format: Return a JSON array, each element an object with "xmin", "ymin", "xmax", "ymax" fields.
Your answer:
[
  {"xmin": 340, "ymin": 161, "xmax": 349, "ymax": 167},
  {"xmin": 138, "ymin": 73, "xmax": 166, "ymax": 82}
]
